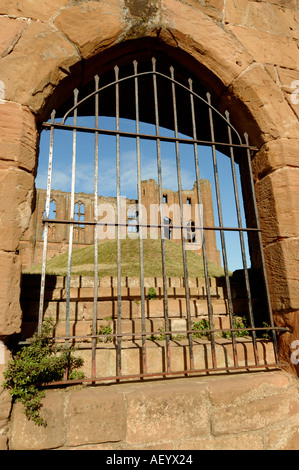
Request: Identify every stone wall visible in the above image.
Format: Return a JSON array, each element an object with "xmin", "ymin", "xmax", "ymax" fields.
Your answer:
[{"xmin": 3, "ymin": 371, "xmax": 299, "ymax": 450}]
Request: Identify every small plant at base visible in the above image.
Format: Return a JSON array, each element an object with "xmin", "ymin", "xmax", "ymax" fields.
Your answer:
[
  {"xmin": 2, "ymin": 318, "xmax": 84, "ymax": 427},
  {"xmin": 97, "ymin": 323, "xmax": 113, "ymax": 343},
  {"xmin": 192, "ymin": 319, "xmax": 211, "ymax": 338},
  {"xmin": 222, "ymin": 315, "xmax": 249, "ymax": 338},
  {"xmin": 261, "ymin": 321, "xmax": 272, "ymax": 340},
  {"xmin": 147, "ymin": 287, "xmax": 157, "ymax": 300},
  {"xmin": 147, "ymin": 327, "xmax": 166, "ymax": 341}
]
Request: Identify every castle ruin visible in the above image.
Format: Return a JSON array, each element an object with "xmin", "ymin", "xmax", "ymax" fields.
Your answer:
[{"xmin": 19, "ymin": 179, "xmax": 221, "ymax": 269}]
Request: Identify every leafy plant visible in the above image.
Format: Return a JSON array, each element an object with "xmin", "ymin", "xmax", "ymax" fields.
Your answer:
[
  {"xmin": 192, "ymin": 319, "xmax": 211, "ymax": 338},
  {"xmin": 222, "ymin": 315, "xmax": 249, "ymax": 338},
  {"xmin": 261, "ymin": 321, "xmax": 272, "ymax": 340},
  {"xmin": 147, "ymin": 287, "xmax": 157, "ymax": 300},
  {"xmin": 97, "ymin": 323, "xmax": 113, "ymax": 343},
  {"xmin": 2, "ymin": 318, "xmax": 84, "ymax": 427},
  {"xmin": 147, "ymin": 327, "xmax": 166, "ymax": 341}
]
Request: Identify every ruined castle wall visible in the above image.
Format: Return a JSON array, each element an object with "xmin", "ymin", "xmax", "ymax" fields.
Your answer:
[{"xmin": 19, "ymin": 179, "xmax": 221, "ymax": 269}]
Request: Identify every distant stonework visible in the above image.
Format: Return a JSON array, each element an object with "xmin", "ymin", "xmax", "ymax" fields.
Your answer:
[{"xmin": 19, "ymin": 179, "xmax": 221, "ymax": 270}]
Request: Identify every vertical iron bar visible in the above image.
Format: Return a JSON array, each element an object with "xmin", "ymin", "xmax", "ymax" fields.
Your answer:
[
  {"xmin": 152, "ymin": 57, "xmax": 171, "ymax": 373},
  {"xmin": 189, "ymin": 80, "xmax": 217, "ymax": 368},
  {"xmin": 115, "ymin": 65, "xmax": 122, "ymax": 377},
  {"xmin": 244, "ymin": 133, "xmax": 280, "ymax": 364},
  {"xmin": 38, "ymin": 109, "xmax": 56, "ymax": 334},
  {"xmin": 225, "ymin": 112, "xmax": 259, "ymax": 365},
  {"xmin": 92, "ymin": 75, "xmax": 100, "ymax": 379},
  {"xmin": 134, "ymin": 60, "xmax": 147, "ymax": 374},
  {"xmin": 206, "ymin": 93, "xmax": 239, "ymax": 367},
  {"xmin": 170, "ymin": 66, "xmax": 194, "ymax": 370},
  {"xmin": 65, "ymin": 89, "xmax": 79, "ymax": 346}
]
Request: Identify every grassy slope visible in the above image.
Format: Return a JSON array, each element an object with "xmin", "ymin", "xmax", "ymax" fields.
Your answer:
[{"xmin": 24, "ymin": 238, "xmax": 225, "ymax": 278}]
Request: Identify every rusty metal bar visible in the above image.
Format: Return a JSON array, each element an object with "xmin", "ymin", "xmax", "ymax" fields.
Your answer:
[
  {"xmin": 43, "ymin": 121, "xmax": 257, "ymax": 150},
  {"xmin": 134, "ymin": 60, "xmax": 147, "ymax": 374},
  {"xmin": 244, "ymin": 133, "xmax": 280, "ymax": 364},
  {"xmin": 226, "ymin": 111, "xmax": 260, "ymax": 366},
  {"xmin": 45, "ymin": 359, "xmax": 288, "ymax": 387},
  {"xmin": 115, "ymin": 65, "xmax": 122, "ymax": 377},
  {"xmin": 50, "ymin": 325, "xmax": 289, "ymax": 341},
  {"xmin": 58, "ymin": 69, "xmax": 254, "ymax": 150},
  {"xmin": 170, "ymin": 66, "xmax": 194, "ymax": 370},
  {"xmin": 91, "ymin": 75, "xmax": 100, "ymax": 379},
  {"xmin": 38, "ymin": 109, "xmax": 56, "ymax": 334},
  {"xmin": 65, "ymin": 89, "xmax": 78, "ymax": 348},
  {"xmin": 152, "ymin": 57, "xmax": 171, "ymax": 373},
  {"xmin": 42, "ymin": 218, "xmax": 262, "ymax": 232},
  {"xmin": 189, "ymin": 79, "xmax": 217, "ymax": 369},
  {"xmin": 207, "ymin": 93, "xmax": 239, "ymax": 368}
]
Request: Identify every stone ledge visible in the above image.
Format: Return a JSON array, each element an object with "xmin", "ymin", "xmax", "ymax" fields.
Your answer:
[{"xmin": 7, "ymin": 370, "xmax": 299, "ymax": 450}]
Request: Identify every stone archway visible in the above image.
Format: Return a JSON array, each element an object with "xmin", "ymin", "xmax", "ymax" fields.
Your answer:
[{"xmin": 0, "ymin": 0, "xmax": 298, "ymax": 375}]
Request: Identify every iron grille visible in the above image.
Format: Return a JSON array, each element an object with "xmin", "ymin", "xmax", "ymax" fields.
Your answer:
[{"xmin": 37, "ymin": 57, "xmax": 287, "ymax": 384}]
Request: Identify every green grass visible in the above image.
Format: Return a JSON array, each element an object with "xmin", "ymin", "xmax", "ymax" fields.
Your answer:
[{"xmin": 24, "ymin": 238, "xmax": 226, "ymax": 278}]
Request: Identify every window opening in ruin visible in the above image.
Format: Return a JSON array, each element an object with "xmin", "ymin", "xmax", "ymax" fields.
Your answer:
[
  {"xmin": 127, "ymin": 205, "xmax": 138, "ymax": 234},
  {"xmin": 74, "ymin": 201, "xmax": 85, "ymax": 226},
  {"xmin": 163, "ymin": 217, "xmax": 172, "ymax": 240},
  {"xmin": 21, "ymin": 56, "xmax": 288, "ymax": 385},
  {"xmin": 186, "ymin": 220, "xmax": 196, "ymax": 243}
]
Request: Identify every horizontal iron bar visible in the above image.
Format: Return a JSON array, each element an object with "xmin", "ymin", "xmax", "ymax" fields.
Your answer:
[
  {"xmin": 43, "ymin": 218, "xmax": 262, "ymax": 232},
  {"xmin": 43, "ymin": 362, "xmax": 288, "ymax": 387},
  {"xmin": 42, "ymin": 122, "xmax": 258, "ymax": 151},
  {"xmin": 48, "ymin": 326, "xmax": 289, "ymax": 342}
]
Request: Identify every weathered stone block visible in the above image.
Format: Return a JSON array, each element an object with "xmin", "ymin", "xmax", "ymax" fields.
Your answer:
[
  {"xmin": 276, "ymin": 66, "xmax": 299, "ymax": 119},
  {"xmin": 227, "ymin": 25, "xmax": 299, "ymax": 70},
  {"xmin": 9, "ymin": 391, "xmax": 65, "ymax": 450},
  {"xmin": 125, "ymin": 381, "xmax": 209, "ymax": 444},
  {"xmin": 0, "ymin": 167, "xmax": 34, "ymax": 252},
  {"xmin": 226, "ymin": 0, "xmax": 299, "ymax": 39},
  {"xmin": 0, "ymin": 389, "xmax": 12, "ymax": 426},
  {"xmin": 263, "ymin": 238, "xmax": 299, "ymax": 311},
  {"xmin": 54, "ymin": 2, "xmax": 124, "ymax": 60},
  {"xmin": 183, "ymin": 0, "xmax": 224, "ymax": 21},
  {"xmin": 66, "ymin": 388, "xmax": 125, "ymax": 447},
  {"xmin": 222, "ymin": 64, "xmax": 299, "ymax": 144},
  {"xmin": 0, "ymin": 0, "xmax": 69, "ymax": 21},
  {"xmin": 161, "ymin": 0, "xmax": 253, "ymax": 87},
  {"xmin": 211, "ymin": 394, "xmax": 299, "ymax": 436},
  {"xmin": 208, "ymin": 371, "xmax": 290, "ymax": 407},
  {"xmin": 0, "ymin": 436, "xmax": 8, "ymax": 451},
  {"xmin": 256, "ymin": 167, "xmax": 299, "ymax": 244},
  {"xmin": 0, "ymin": 21, "xmax": 81, "ymax": 114},
  {"xmin": 0, "ymin": 251, "xmax": 22, "ymax": 336},
  {"xmin": 252, "ymin": 139, "xmax": 299, "ymax": 179},
  {"xmin": 178, "ymin": 433, "xmax": 264, "ymax": 450},
  {"xmin": 209, "ymin": 372, "xmax": 299, "ymax": 436},
  {"xmin": 0, "ymin": 17, "xmax": 27, "ymax": 58}
]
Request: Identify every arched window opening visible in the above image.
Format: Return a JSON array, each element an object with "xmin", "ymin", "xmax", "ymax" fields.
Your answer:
[
  {"xmin": 22, "ymin": 54, "xmax": 285, "ymax": 384},
  {"xmin": 127, "ymin": 205, "xmax": 139, "ymax": 234},
  {"xmin": 74, "ymin": 201, "xmax": 85, "ymax": 226},
  {"xmin": 163, "ymin": 217, "xmax": 172, "ymax": 240},
  {"xmin": 73, "ymin": 201, "xmax": 85, "ymax": 243},
  {"xmin": 186, "ymin": 220, "xmax": 196, "ymax": 243}
]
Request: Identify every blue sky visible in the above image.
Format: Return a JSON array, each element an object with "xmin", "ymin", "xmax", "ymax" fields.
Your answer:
[{"xmin": 36, "ymin": 116, "xmax": 251, "ymax": 272}]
